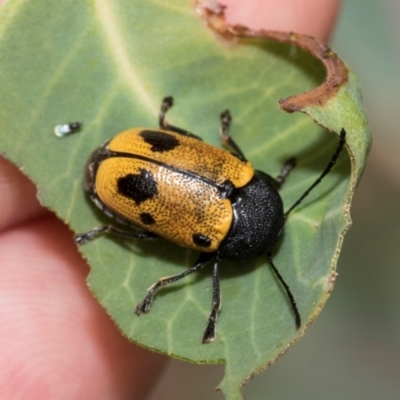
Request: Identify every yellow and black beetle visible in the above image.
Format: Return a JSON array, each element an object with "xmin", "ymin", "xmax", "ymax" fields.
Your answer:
[{"xmin": 75, "ymin": 96, "xmax": 346, "ymax": 343}]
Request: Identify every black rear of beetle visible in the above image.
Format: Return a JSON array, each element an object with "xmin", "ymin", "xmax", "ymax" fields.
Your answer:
[{"xmin": 75, "ymin": 96, "xmax": 346, "ymax": 343}]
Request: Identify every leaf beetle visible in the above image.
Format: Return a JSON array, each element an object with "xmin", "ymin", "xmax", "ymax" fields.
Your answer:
[{"xmin": 75, "ymin": 96, "xmax": 346, "ymax": 343}]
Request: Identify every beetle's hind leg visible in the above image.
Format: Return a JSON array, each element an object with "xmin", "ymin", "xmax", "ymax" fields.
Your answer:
[
  {"xmin": 159, "ymin": 96, "xmax": 203, "ymax": 140},
  {"xmin": 135, "ymin": 252, "xmax": 215, "ymax": 316},
  {"xmin": 159, "ymin": 96, "xmax": 174, "ymax": 128},
  {"xmin": 219, "ymin": 110, "xmax": 247, "ymax": 161},
  {"xmin": 74, "ymin": 225, "xmax": 157, "ymax": 245}
]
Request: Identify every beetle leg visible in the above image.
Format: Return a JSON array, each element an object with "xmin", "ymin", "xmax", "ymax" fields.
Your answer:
[
  {"xmin": 274, "ymin": 158, "xmax": 297, "ymax": 189},
  {"xmin": 135, "ymin": 252, "xmax": 215, "ymax": 315},
  {"xmin": 219, "ymin": 110, "xmax": 246, "ymax": 160},
  {"xmin": 202, "ymin": 256, "xmax": 221, "ymax": 343},
  {"xmin": 159, "ymin": 96, "xmax": 174, "ymax": 127},
  {"xmin": 266, "ymin": 252, "xmax": 301, "ymax": 329},
  {"xmin": 219, "ymin": 110, "xmax": 247, "ymax": 161},
  {"xmin": 74, "ymin": 225, "xmax": 157, "ymax": 245},
  {"xmin": 159, "ymin": 96, "xmax": 203, "ymax": 140}
]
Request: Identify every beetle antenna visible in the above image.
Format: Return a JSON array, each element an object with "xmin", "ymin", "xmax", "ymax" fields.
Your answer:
[
  {"xmin": 285, "ymin": 129, "xmax": 346, "ymax": 218},
  {"xmin": 267, "ymin": 253, "xmax": 301, "ymax": 328}
]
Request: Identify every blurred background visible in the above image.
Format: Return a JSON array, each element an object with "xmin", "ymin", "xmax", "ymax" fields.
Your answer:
[{"xmin": 148, "ymin": 0, "xmax": 400, "ymax": 398}]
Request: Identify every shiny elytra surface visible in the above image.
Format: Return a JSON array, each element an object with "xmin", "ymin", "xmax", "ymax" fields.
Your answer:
[{"xmin": 94, "ymin": 129, "xmax": 255, "ymax": 252}]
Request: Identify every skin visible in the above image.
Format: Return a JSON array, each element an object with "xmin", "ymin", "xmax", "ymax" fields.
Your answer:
[
  {"xmin": 0, "ymin": 0, "xmax": 340, "ymax": 398},
  {"xmin": 221, "ymin": 0, "xmax": 341, "ymax": 42}
]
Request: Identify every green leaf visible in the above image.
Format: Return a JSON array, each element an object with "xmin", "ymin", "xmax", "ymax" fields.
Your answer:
[{"xmin": 0, "ymin": 0, "xmax": 371, "ymax": 398}]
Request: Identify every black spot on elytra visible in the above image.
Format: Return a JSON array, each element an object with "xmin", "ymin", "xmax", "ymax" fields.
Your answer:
[
  {"xmin": 117, "ymin": 169, "xmax": 158, "ymax": 205},
  {"xmin": 140, "ymin": 212, "xmax": 155, "ymax": 225},
  {"xmin": 140, "ymin": 130, "xmax": 180, "ymax": 152},
  {"xmin": 192, "ymin": 233, "xmax": 212, "ymax": 248}
]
